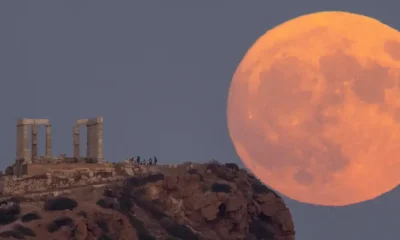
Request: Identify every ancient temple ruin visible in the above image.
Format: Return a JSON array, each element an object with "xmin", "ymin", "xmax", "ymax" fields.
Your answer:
[
  {"xmin": 16, "ymin": 118, "xmax": 52, "ymax": 163},
  {"xmin": 11, "ymin": 116, "xmax": 104, "ymax": 176},
  {"xmin": 73, "ymin": 116, "xmax": 104, "ymax": 163}
]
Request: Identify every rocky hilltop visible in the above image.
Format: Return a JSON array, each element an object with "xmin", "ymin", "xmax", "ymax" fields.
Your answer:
[{"xmin": 0, "ymin": 161, "xmax": 295, "ymax": 240}]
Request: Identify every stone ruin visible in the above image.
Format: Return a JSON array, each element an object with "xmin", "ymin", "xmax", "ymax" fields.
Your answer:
[
  {"xmin": 0, "ymin": 116, "xmax": 160, "ymax": 197},
  {"xmin": 12, "ymin": 116, "xmax": 104, "ymax": 177},
  {"xmin": 73, "ymin": 117, "xmax": 104, "ymax": 163},
  {"xmin": 16, "ymin": 118, "xmax": 52, "ymax": 163}
]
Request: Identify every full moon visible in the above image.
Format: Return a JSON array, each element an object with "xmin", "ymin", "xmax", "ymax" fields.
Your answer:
[{"xmin": 227, "ymin": 11, "xmax": 400, "ymax": 206}]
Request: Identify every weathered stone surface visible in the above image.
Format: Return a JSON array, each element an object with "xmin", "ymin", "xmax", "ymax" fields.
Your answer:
[{"xmin": 201, "ymin": 203, "xmax": 219, "ymax": 221}]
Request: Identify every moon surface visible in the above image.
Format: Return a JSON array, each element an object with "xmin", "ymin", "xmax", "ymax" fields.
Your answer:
[{"xmin": 227, "ymin": 11, "xmax": 400, "ymax": 206}]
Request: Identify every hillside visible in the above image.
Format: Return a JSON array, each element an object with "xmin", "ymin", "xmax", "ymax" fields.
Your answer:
[{"xmin": 0, "ymin": 161, "xmax": 295, "ymax": 240}]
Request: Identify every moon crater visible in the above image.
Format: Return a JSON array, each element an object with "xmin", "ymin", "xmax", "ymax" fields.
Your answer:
[{"xmin": 384, "ymin": 40, "xmax": 400, "ymax": 60}]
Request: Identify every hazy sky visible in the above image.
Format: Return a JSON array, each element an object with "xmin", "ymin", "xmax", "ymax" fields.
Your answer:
[{"xmin": 1, "ymin": 1, "xmax": 399, "ymax": 240}]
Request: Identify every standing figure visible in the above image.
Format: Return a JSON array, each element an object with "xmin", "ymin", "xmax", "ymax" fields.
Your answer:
[
  {"xmin": 154, "ymin": 157, "xmax": 158, "ymax": 165},
  {"xmin": 136, "ymin": 156, "xmax": 141, "ymax": 165},
  {"xmin": 149, "ymin": 158, "xmax": 153, "ymax": 165}
]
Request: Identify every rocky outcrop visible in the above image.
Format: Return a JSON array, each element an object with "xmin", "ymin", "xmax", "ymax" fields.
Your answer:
[
  {"xmin": 119, "ymin": 161, "xmax": 295, "ymax": 240},
  {"xmin": 0, "ymin": 162, "xmax": 295, "ymax": 240}
]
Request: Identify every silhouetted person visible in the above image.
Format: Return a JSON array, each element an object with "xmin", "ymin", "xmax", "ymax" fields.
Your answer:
[
  {"xmin": 136, "ymin": 156, "xmax": 140, "ymax": 165},
  {"xmin": 154, "ymin": 157, "xmax": 158, "ymax": 165},
  {"xmin": 149, "ymin": 158, "xmax": 153, "ymax": 165}
]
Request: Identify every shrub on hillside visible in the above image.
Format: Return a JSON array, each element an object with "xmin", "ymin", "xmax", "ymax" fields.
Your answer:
[
  {"xmin": 47, "ymin": 217, "xmax": 74, "ymax": 232},
  {"xmin": 211, "ymin": 183, "xmax": 232, "ymax": 193},
  {"xmin": 44, "ymin": 197, "xmax": 78, "ymax": 211},
  {"xmin": 0, "ymin": 200, "xmax": 20, "ymax": 225},
  {"xmin": 21, "ymin": 212, "xmax": 41, "ymax": 222},
  {"xmin": 225, "ymin": 163, "xmax": 240, "ymax": 171}
]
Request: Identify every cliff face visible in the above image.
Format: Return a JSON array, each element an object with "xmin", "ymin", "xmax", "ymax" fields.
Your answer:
[{"xmin": 0, "ymin": 162, "xmax": 295, "ymax": 240}]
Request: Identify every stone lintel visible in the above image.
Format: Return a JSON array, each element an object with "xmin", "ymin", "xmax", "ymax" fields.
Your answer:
[
  {"xmin": 75, "ymin": 119, "xmax": 89, "ymax": 125},
  {"xmin": 75, "ymin": 116, "xmax": 103, "ymax": 127},
  {"xmin": 87, "ymin": 116, "xmax": 103, "ymax": 126},
  {"xmin": 17, "ymin": 118, "xmax": 50, "ymax": 125}
]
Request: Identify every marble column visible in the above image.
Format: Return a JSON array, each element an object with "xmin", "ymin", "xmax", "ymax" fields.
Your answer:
[
  {"xmin": 22, "ymin": 124, "xmax": 30, "ymax": 162},
  {"xmin": 16, "ymin": 124, "xmax": 23, "ymax": 161},
  {"xmin": 45, "ymin": 124, "xmax": 52, "ymax": 158},
  {"xmin": 73, "ymin": 125, "xmax": 80, "ymax": 158},
  {"xmin": 96, "ymin": 121, "xmax": 104, "ymax": 163},
  {"xmin": 31, "ymin": 124, "xmax": 38, "ymax": 160},
  {"xmin": 87, "ymin": 124, "xmax": 93, "ymax": 161}
]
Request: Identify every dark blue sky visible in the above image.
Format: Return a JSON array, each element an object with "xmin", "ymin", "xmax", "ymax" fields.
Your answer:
[{"xmin": 1, "ymin": 1, "xmax": 399, "ymax": 240}]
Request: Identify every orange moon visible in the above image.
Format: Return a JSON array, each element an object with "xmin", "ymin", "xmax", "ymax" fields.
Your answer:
[{"xmin": 227, "ymin": 11, "xmax": 400, "ymax": 206}]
